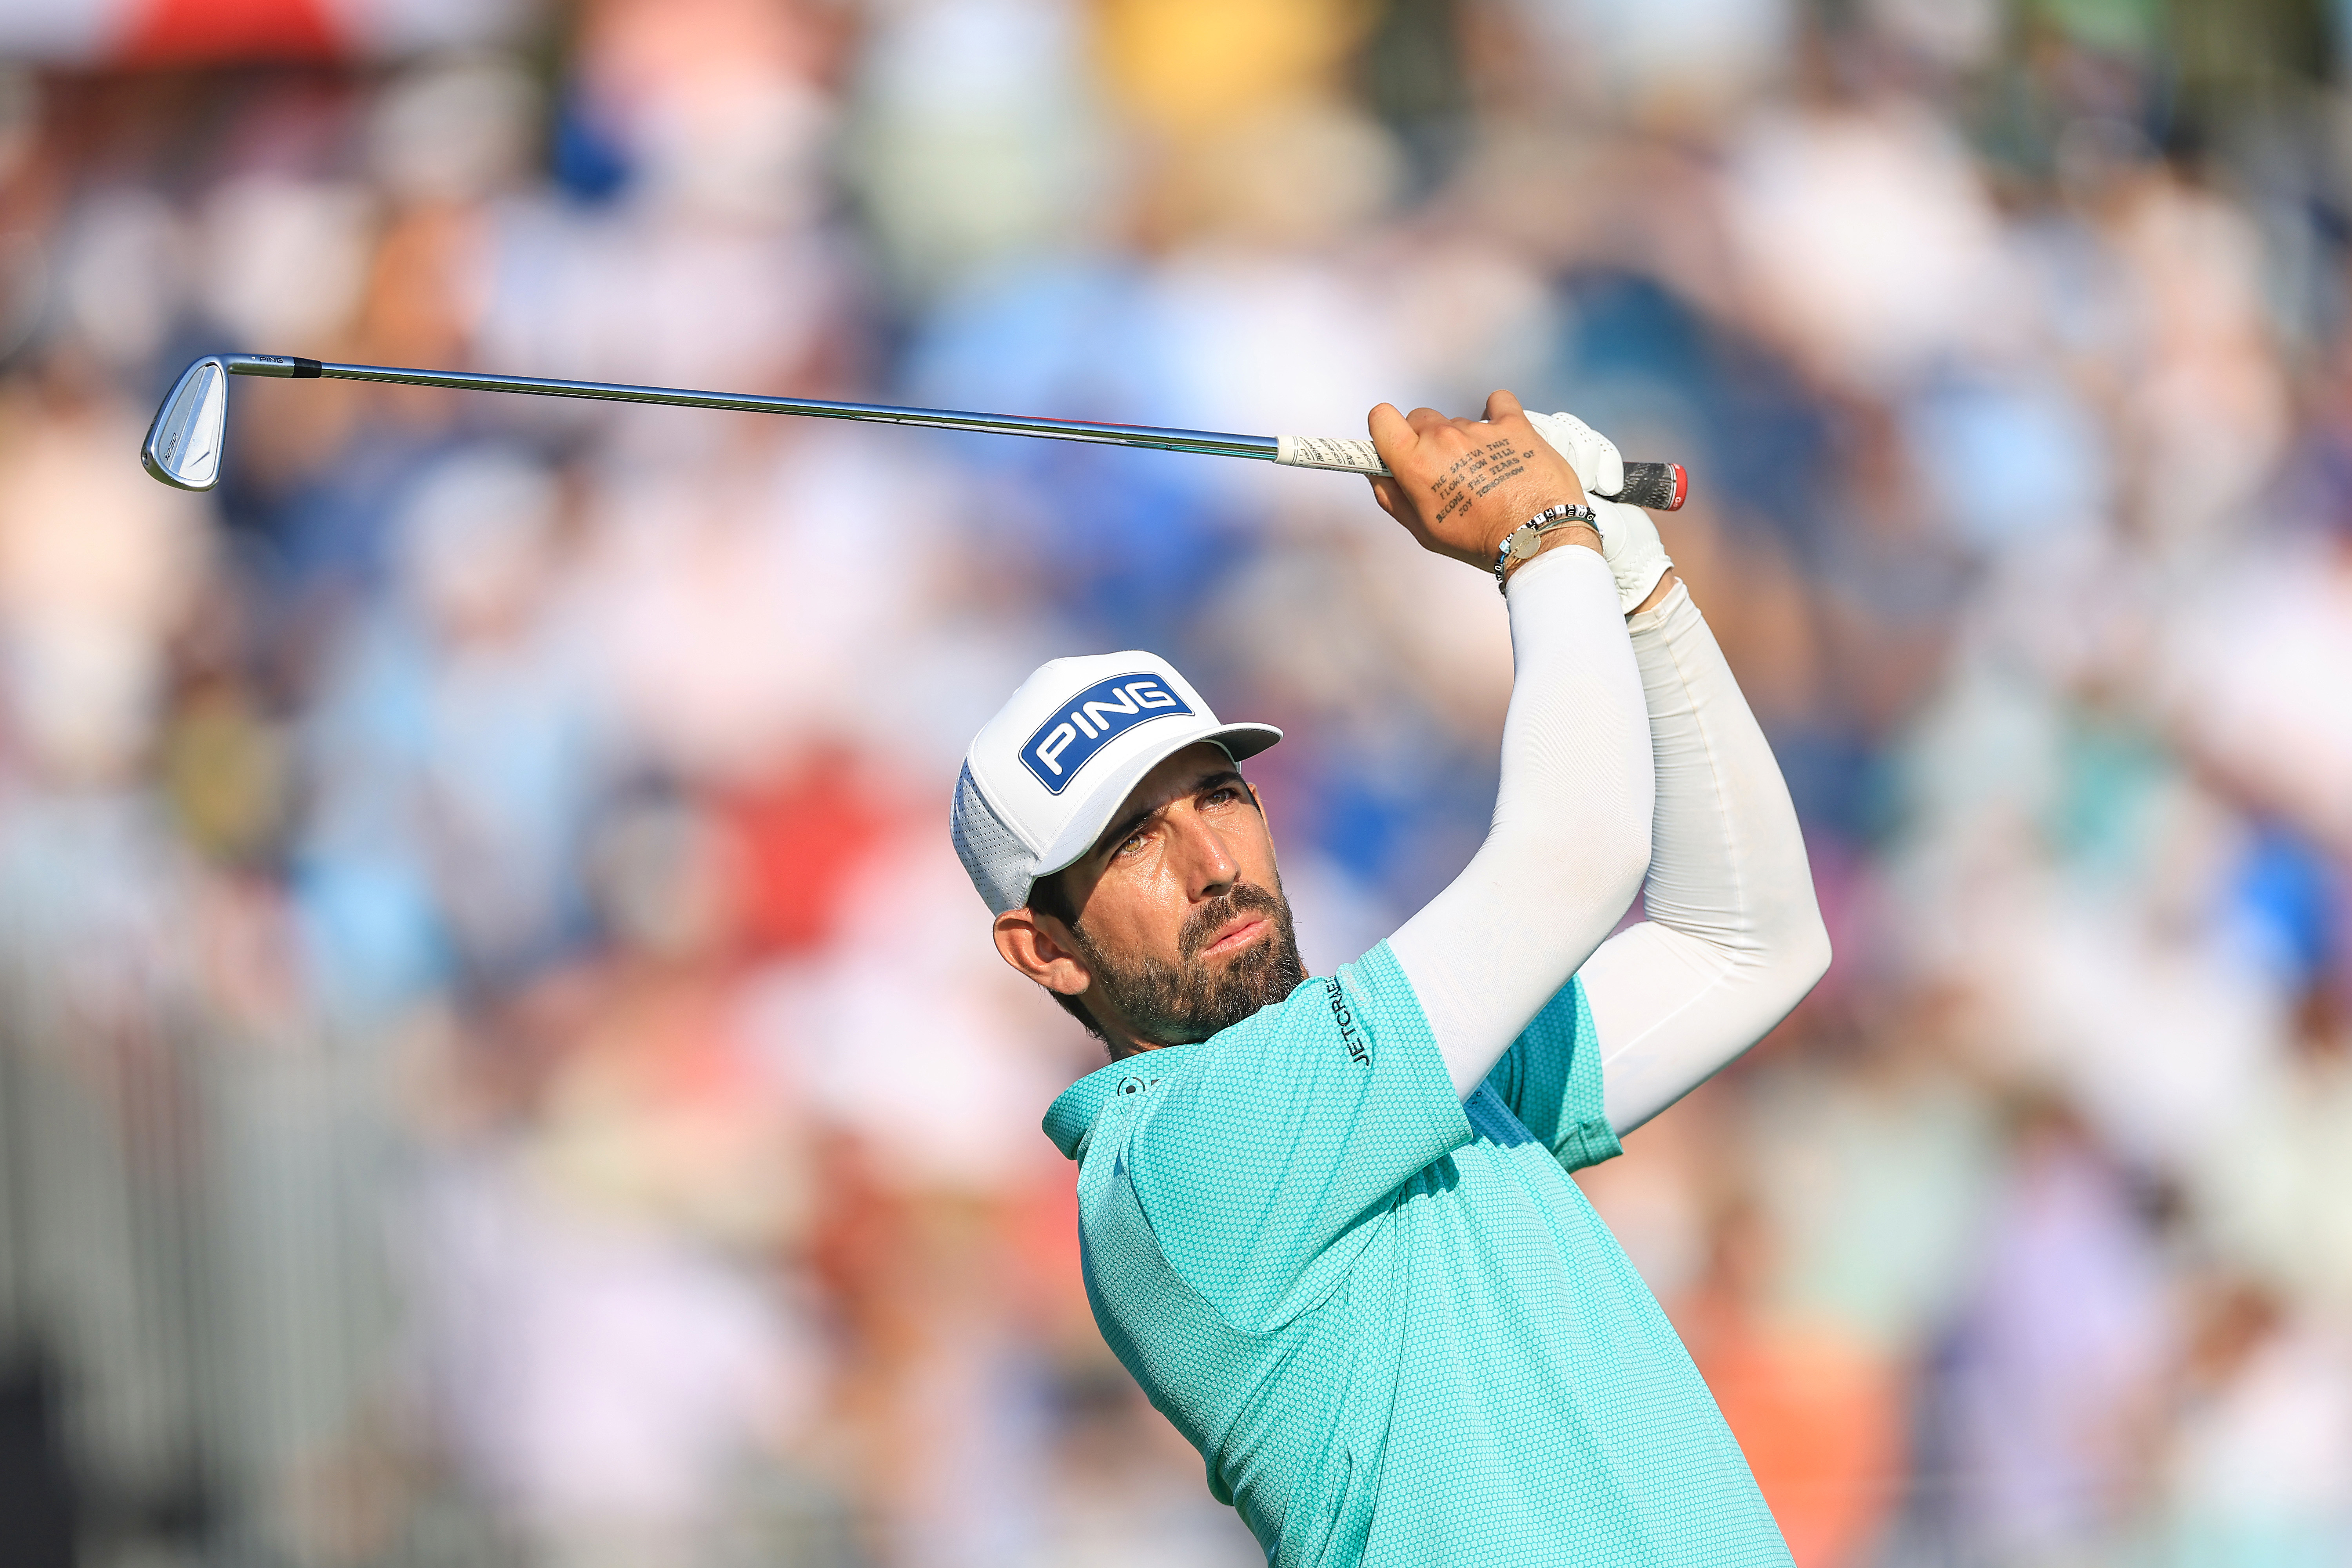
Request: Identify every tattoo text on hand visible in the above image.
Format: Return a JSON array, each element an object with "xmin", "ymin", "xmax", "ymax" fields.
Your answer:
[{"xmin": 1428, "ymin": 437, "xmax": 1534, "ymax": 524}]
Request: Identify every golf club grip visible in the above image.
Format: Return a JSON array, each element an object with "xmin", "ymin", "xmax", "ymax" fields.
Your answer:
[
  {"xmin": 1274, "ymin": 436, "xmax": 1687, "ymax": 512},
  {"xmin": 1614, "ymin": 463, "xmax": 1689, "ymax": 512}
]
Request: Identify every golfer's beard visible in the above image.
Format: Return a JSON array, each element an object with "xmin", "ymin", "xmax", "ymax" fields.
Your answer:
[{"xmin": 1073, "ymin": 881, "xmax": 1306, "ymax": 1045}]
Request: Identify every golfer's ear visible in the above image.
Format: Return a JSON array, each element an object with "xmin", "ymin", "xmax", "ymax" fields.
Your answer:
[{"xmin": 995, "ymin": 907, "xmax": 1089, "ymax": 996}]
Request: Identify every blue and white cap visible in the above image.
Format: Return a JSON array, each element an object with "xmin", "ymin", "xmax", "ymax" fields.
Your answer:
[{"xmin": 952, "ymin": 651, "xmax": 1282, "ymax": 915}]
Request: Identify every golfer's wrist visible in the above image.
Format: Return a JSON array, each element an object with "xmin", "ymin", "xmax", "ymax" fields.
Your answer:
[
  {"xmin": 1498, "ymin": 521, "xmax": 1600, "ymax": 586},
  {"xmin": 1477, "ymin": 490, "xmax": 1591, "ymax": 561},
  {"xmin": 1489, "ymin": 495, "xmax": 1601, "ymax": 581}
]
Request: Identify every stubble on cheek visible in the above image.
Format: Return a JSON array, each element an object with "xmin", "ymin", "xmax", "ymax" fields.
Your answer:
[{"xmin": 1073, "ymin": 881, "xmax": 1306, "ymax": 1044}]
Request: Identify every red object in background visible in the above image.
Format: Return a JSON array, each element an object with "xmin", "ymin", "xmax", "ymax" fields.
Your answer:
[
  {"xmin": 119, "ymin": 0, "xmax": 343, "ymax": 65},
  {"xmin": 721, "ymin": 742, "xmax": 897, "ymax": 957},
  {"xmin": 1686, "ymin": 1317, "xmax": 1904, "ymax": 1568},
  {"xmin": 1672, "ymin": 1205, "xmax": 1906, "ymax": 1568}
]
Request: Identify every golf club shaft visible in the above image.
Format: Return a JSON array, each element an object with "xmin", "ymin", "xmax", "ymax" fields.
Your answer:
[
  {"xmin": 216, "ymin": 354, "xmax": 1689, "ymax": 506},
  {"xmin": 224, "ymin": 353, "xmax": 1278, "ymax": 462}
]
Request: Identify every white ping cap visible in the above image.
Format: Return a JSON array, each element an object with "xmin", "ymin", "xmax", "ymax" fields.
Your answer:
[{"xmin": 952, "ymin": 651, "xmax": 1281, "ymax": 915}]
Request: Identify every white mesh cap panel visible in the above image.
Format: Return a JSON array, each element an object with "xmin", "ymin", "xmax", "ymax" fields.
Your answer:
[{"xmin": 951, "ymin": 762, "xmax": 1037, "ymax": 915}]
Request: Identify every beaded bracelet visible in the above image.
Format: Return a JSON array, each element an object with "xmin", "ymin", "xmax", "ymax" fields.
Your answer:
[{"xmin": 1494, "ymin": 503, "xmax": 1599, "ymax": 595}]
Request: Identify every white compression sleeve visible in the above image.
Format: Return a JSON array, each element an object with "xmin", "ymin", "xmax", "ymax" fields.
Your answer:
[
  {"xmin": 1387, "ymin": 546, "xmax": 1655, "ymax": 1099},
  {"xmin": 1579, "ymin": 581, "xmax": 1831, "ymax": 1135}
]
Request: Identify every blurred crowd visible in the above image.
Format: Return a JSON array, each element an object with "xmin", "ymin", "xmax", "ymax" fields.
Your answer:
[{"xmin": 0, "ymin": 0, "xmax": 2349, "ymax": 1565}]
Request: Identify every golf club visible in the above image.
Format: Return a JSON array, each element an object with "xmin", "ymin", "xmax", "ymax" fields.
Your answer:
[{"xmin": 140, "ymin": 353, "xmax": 1691, "ymax": 510}]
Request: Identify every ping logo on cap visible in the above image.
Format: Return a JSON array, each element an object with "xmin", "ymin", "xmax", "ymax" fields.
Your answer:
[{"xmin": 1021, "ymin": 673, "xmax": 1191, "ymax": 794}]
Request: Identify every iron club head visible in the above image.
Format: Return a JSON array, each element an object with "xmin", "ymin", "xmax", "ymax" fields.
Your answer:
[{"xmin": 141, "ymin": 355, "xmax": 230, "ymax": 491}]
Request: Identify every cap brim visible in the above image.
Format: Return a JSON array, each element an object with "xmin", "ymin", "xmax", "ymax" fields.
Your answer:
[{"xmin": 1034, "ymin": 721, "xmax": 1283, "ymax": 882}]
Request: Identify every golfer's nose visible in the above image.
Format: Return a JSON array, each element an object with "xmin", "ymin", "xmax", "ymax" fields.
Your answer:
[{"xmin": 1169, "ymin": 810, "xmax": 1239, "ymax": 901}]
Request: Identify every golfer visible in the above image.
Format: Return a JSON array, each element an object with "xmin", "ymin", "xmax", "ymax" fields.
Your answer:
[{"xmin": 952, "ymin": 392, "xmax": 1829, "ymax": 1566}]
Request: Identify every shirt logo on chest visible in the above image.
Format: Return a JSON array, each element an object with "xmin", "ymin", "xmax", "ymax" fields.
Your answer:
[{"xmin": 1324, "ymin": 978, "xmax": 1370, "ymax": 1066}]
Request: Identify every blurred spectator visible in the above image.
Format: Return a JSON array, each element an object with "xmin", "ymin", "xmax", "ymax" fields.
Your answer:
[
  {"xmin": 2149, "ymin": 1278, "xmax": 2352, "ymax": 1568},
  {"xmin": 296, "ymin": 443, "xmax": 604, "ymax": 1014},
  {"xmin": 0, "ymin": 364, "xmax": 205, "ymax": 786},
  {"xmin": 1940, "ymin": 1099, "xmax": 2176, "ymax": 1563},
  {"xmin": 1672, "ymin": 1200, "xmax": 1906, "ymax": 1568},
  {"xmin": 0, "ymin": 4, "xmax": 2347, "ymax": 1565},
  {"xmin": 2196, "ymin": 968, "xmax": 2352, "ymax": 1316}
]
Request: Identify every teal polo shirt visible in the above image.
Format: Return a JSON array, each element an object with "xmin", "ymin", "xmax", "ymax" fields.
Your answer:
[{"xmin": 1043, "ymin": 941, "xmax": 1789, "ymax": 1568}]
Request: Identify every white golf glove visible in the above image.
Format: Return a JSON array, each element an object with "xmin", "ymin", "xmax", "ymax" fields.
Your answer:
[
  {"xmin": 1527, "ymin": 409, "xmax": 1622, "ymax": 499},
  {"xmin": 1587, "ymin": 497, "xmax": 1673, "ymax": 615},
  {"xmin": 1528, "ymin": 409, "xmax": 1673, "ymax": 615}
]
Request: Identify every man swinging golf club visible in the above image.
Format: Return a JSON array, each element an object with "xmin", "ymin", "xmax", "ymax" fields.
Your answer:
[{"xmin": 952, "ymin": 391, "xmax": 1830, "ymax": 1567}]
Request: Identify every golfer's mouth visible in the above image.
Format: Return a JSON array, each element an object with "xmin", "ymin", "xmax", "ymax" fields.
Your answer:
[{"xmin": 1199, "ymin": 916, "xmax": 1269, "ymax": 960}]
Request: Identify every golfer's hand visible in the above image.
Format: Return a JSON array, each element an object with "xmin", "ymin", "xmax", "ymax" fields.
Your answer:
[
  {"xmin": 1523, "ymin": 409, "xmax": 1675, "ymax": 614},
  {"xmin": 1366, "ymin": 391, "xmax": 1594, "ymax": 573}
]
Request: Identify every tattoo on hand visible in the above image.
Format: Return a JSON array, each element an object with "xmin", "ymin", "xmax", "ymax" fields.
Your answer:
[{"xmin": 1429, "ymin": 439, "xmax": 1533, "ymax": 523}]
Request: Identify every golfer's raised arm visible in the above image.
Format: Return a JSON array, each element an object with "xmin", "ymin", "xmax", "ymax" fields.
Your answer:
[
  {"xmin": 1577, "ymin": 556, "xmax": 1831, "ymax": 1134},
  {"xmin": 1367, "ymin": 395, "xmax": 1657, "ymax": 1099}
]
